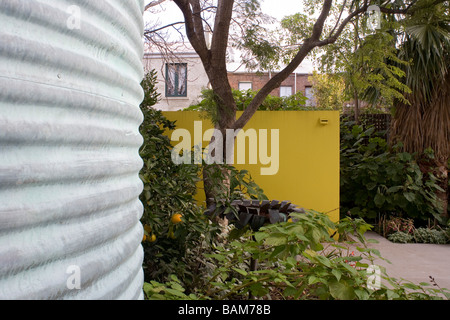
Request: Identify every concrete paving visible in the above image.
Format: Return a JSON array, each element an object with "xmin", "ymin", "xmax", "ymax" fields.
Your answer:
[{"xmin": 361, "ymin": 231, "xmax": 450, "ymax": 291}]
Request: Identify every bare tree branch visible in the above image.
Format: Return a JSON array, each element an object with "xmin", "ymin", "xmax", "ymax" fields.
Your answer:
[
  {"xmin": 173, "ymin": 0, "xmax": 209, "ymax": 60},
  {"xmin": 210, "ymin": 0, "xmax": 235, "ymax": 63},
  {"xmin": 313, "ymin": 0, "xmax": 442, "ymax": 48},
  {"xmin": 146, "ymin": 0, "xmax": 442, "ymax": 131},
  {"xmin": 310, "ymin": 0, "xmax": 333, "ymax": 41},
  {"xmin": 190, "ymin": 0, "xmax": 208, "ymax": 51},
  {"xmin": 145, "ymin": 0, "xmax": 168, "ymax": 11},
  {"xmin": 313, "ymin": 4, "xmax": 368, "ymax": 47},
  {"xmin": 328, "ymin": 0, "xmax": 347, "ymax": 38},
  {"xmin": 144, "ymin": 21, "xmax": 185, "ymax": 34},
  {"xmin": 233, "ymin": 0, "xmax": 333, "ymax": 129}
]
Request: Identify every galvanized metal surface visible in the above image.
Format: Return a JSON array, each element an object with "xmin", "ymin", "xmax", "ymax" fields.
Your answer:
[{"xmin": 0, "ymin": 0, "xmax": 145, "ymax": 299}]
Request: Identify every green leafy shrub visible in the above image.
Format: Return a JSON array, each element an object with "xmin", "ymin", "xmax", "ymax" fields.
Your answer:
[
  {"xmin": 139, "ymin": 71, "xmax": 220, "ymax": 289},
  {"xmin": 143, "ymin": 275, "xmax": 199, "ymax": 300},
  {"xmin": 138, "ymin": 71, "xmax": 272, "ymax": 290},
  {"xmin": 340, "ymin": 120, "xmax": 443, "ymax": 222},
  {"xmin": 202, "ymin": 164, "xmax": 268, "ymax": 204},
  {"xmin": 139, "ymin": 111, "xmax": 219, "ymax": 288},
  {"xmin": 388, "ymin": 228, "xmax": 449, "ymax": 244},
  {"xmin": 184, "ymin": 89, "xmax": 310, "ymax": 120},
  {"xmin": 413, "ymin": 227, "xmax": 449, "ymax": 244},
  {"xmin": 387, "ymin": 231, "xmax": 414, "ymax": 243},
  {"xmin": 144, "ymin": 212, "xmax": 450, "ymax": 300}
]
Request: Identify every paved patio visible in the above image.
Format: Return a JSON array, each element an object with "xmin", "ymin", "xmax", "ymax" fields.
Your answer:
[{"xmin": 362, "ymin": 231, "xmax": 450, "ymax": 291}]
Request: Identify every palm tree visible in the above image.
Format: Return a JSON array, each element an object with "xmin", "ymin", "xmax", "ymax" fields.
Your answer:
[{"xmin": 389, "ymin": 2, "xmax": 450, "ymax": 219}]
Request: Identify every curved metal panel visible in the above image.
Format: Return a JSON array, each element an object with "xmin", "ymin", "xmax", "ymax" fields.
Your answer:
[{"xmin": 0, "ymin": 0, "xmax": 146, "ymax": 299}]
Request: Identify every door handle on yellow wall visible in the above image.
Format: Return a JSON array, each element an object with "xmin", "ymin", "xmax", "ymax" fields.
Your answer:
[{"xmin": 320, "ymin": 118, "xmax": 329, "ymax": 125}]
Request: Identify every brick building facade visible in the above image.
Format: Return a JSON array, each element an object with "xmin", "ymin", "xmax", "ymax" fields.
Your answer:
[
  {"xmin": 144, "ymin": 41, "xmax": 316, "ymax": 110},
  {"xmin": 227, "ymin": 71, "xmax": 315, "ymax": 105}
]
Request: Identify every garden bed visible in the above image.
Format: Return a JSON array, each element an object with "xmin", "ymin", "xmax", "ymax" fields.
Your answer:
[{"xmin": 375, "ymin": 216, "xmax": 450, "ymax": 244}]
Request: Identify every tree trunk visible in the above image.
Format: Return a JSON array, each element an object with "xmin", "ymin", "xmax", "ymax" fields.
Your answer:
[
  {"xmin": 170, "ymin": 0, "xmax": 352, "ymax": 207},
  {"xmin": 437, "ymin": 161, "xmax": 448, "ymax": 219},
  {"xmin": 203, "ymin": 164, "xmax": 231, "ymax": 205},
  {"xmin": 390, "ymin": 75, "xmax": 450, "ymax": 220},
  {"xmin": 201, "ymin": 74, "xmax": 237, "ymax": 204}
]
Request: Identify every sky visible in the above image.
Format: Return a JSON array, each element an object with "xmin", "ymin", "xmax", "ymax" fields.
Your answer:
[
  {"xmin": 144, "ymin": 0, "xmax": 306, "ymax": 25},
  {"xmin": 260, "ymin": 0, "xmax": 305, "ymax": 21},
  {"xmin": 144, "ymin": 0, "xmax": 316, "ymax": 72}
]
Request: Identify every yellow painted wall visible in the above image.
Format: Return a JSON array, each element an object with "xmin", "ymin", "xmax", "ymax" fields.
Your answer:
[{"xmin": 162, "ymin": 111, "xmax": 340, "ymax": 223}]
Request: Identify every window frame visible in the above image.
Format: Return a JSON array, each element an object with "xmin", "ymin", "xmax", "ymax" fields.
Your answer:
[
  {"xmin": 165, "ymin": 63, "xmax": 188, "ymax": 98},
  {"xmin": 304, "ymin": 86, "xmax": 315, "ymax": 106},
  {"xmin": 279, "ymin": 85, "xmax": 293, "ymax": 98},
  {"xmin": 238, "ymin": 81, "xmax": 253, "ymax": 92}
]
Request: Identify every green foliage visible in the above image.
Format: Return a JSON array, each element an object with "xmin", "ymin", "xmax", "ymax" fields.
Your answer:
[
  {"xmin": 230, "ymin": 169, "xmax": 268, "ymax": 201},
  {"xmin": 144, "ymin": 212, "xmax": 450, "ymax": 300},
  {"xmin": 238, "ymin": 26, "xmax": 281, "ymax": 71},
  {"xmin": 140, "ymin": 70, "xmax": 161, "ymax": 108},
  {"xmin": 340, "ymin": 120, "xmax": 443, "ymax": 221},
  {"xmin": 279, "ymin": 13, "xmax": 316, "ymax": 64},
  {"xmin": 412, "ymin": 227, "xmax": 449, "ymax": 244},
  {"xmin": 202, "ymin": 164, "xmax": 268, "ymax": 204},
  {"xmin": 283, "ymin": 1, "xmax": 412, "ymax": 110},
  {"xmin": 308, "ymin": 71, "xmax": 347, "ymax": 110},
  {"xmin": 185, "ymin": 88, "xmax": 324, "ymax": 125},
  {"xmin": 356, "ymin": 31, "xmax": 412, "ymax": 108},
  {"xmin": 388, "ymin": 228, "xmax": 450, "ymax": 244},
  {"xmin": 399, "ymin": 0, "xmax": 450, "ymax": 103},
  {"xmin": 139, "ymin": 71, "xmax": 220, "ymax": 288},
  {"xmin": 229, "ymin": 0, "xmax": 280, "ymax": 71},
  {"xmin": 233, "ymin": 89, "xmax": 308, "ymax": 111},
  {"xmin": 138, "ymin": 109, "xmax": 270, "ymax": 290},
  {"xmin": 138, "ymin": 71, "xmax": 272, "ymax": 289},
  {"xmin": 144, "ymin": 275, "xmax": 199, "ymax": 300},
  {"xmin": 186, "ymin": 88, "xmax": 308, "ymax": 117},
  {"xmin": 387, "ymin": 231, "xmax": 414, "ymax": 244},
  {"xmin": 202, "ymin": 164, "xmax": 269, "ymax": 229}
]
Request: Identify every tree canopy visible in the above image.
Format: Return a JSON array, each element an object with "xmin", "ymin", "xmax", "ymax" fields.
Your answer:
[{"xmin": 145, "ymin": 0, "xmax": 447, "ymax": 130}]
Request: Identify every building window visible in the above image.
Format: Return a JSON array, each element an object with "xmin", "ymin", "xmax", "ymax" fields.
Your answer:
[
  {"xmin": 166, "ymin": 63, "xmax": 187, "ymax": 97},
  {"xmin": 280, "ymin": 86, "xmax": 292, "ymax": 97},
  {"xmin": 305, "ymin": 86, "xmax": 315, "ymax": 106},
  {"xmin": 238, "ymin": 82, "xmax": 252, "ymax": 91}
]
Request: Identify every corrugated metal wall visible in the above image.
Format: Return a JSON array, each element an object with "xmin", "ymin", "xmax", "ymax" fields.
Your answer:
[{"xmin": 0, "ymin": 0, "xmax": 146, "ymax": 299}]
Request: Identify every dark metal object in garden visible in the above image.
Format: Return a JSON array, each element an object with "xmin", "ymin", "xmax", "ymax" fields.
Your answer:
[{"xmin": 204, "ymin": 199, "xmax": 306, "ymax": 231}]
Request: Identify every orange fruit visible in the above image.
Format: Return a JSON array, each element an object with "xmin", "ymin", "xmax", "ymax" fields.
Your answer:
[
  {"xmin": 142, "ymin": 234, "xmax": 147, "ymax": 242},
  {"xmin": 149, "ymin": 234, "xmax": 156, "ymax": 242},
  {"xmin": 171, "ymin": 213, "xmax": 183, "ymax": 224}
]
